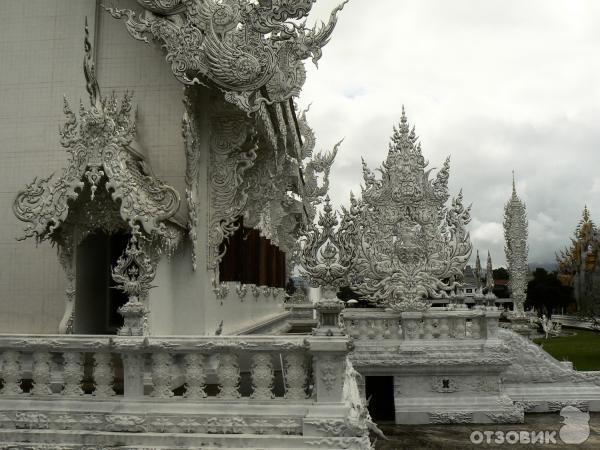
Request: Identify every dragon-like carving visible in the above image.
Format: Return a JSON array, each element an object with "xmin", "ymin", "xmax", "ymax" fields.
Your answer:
[
  {"xmin": 106, "ymin": 0, "xmax": 347, "ymax": 113},
  {"xmin": 13, "ymin": 20, "xmax": 180, "ymax": 243}
]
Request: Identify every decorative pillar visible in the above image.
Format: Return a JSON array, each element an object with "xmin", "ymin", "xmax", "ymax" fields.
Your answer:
[
  {"xmin": 250, "ymin": 353, "xmax": 274, "ymax": 399},
  {"xmin": 122, "ymin": 353, "xmax": 145, "ymax": 398},
  {"xmin": 284, "ymin": 353, "xmax": 307, "ymax": 400},
  {"xmin": 0, "ymin": 350, "xmax": 22, "ymax": 395},
  {"xmin": 93, "ymin": 352, "xmax": 114, "ymax": 397},
  {"xmin": 184, "ymin": 353, "xmax": 206, "ymax": 399},
  {"xmin": 62, "ymin": 352, "xmax": 83, "ymax": 396},
  {"xmin": 31, "ymin": 351, "xmax": 52, "ymax": 396},
  {"xmin": 217, "ymin": 353, "xmax": 240, "ymax": 398},
  {"xmin": 151, "ymin": 352, "xmax": 173, "ymax": 398}
]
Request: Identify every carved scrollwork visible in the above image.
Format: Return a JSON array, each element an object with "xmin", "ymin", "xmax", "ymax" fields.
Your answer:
[
  {"xmin": 107, "ymin": 0, "xmax": 347, "ymax": 113},
  {"xmin": 299, "ymin": 196, "xmax": 354, "ymax": 295},
  {"xmin": 13, "ymin": 21, "xmax": 181, "ymax": 245},
  {"xmin": 340, "ymin": 108, "xmax": 472, "ymax": 311}
]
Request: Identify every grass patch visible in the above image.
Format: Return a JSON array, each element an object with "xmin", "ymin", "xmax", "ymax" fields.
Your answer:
[{"xmin": 533, "ymin": 329, "xmax": 600, "ymax": 371}]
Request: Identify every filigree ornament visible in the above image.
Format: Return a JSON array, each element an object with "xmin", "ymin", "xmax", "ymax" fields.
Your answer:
[
  {"xmin": 112, "ymin": 231, "xmax": 157, "ymax": 299},
  {"xmin": 340, "ymin": 108, "xmax": 472, "ymax": 311},
  {"xmin": 12, "ymin": 21, "xmax": 180, "ymax": 243},
  {"xmin": 296, "ymin": 104, "xmax": 342, "ymax": 222},
  {"xmin": 106, "ymin": 0, "xmax": 347, "ymax": 113},
  {"xmin": 111, "ymin": 230, "xmax": 156, "ymax": 336},
  {"xmin": 504, "ymin": 173, "xmax": 528, "ymax": 316},
  {"xmin": 299, "ymin": 196, "xmax": 354, "ymax": 298}
]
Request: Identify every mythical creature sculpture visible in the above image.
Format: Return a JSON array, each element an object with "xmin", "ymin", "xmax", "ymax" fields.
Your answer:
[
  {"xmin": 340, "ymin": 108, "xmax": 472, "ymax": 311},
  {"xmin": 107, "ymin": 0, "xmax": 347, "ymax": 113},
  {"xmin": 503, "ymin": 173, "xmax": 528, "ymax": 316},
  {"xmin": 296, "ymin": 104, "xmax": 341, "ymax": 221}
]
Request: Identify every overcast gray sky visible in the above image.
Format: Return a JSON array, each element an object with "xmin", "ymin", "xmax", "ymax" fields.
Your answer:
[{"xmin": 301, "ymin": 0, "xmax": 600, "ymax": 269}]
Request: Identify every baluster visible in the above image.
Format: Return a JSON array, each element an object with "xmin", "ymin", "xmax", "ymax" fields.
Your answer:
[
  {"xmin": 471, "ymin": 317, "xmax": 482, "ymax": 339},
  {"xmin": 62, "ymin": 352, "xmax": 83, "ymax": 396},
  {"xmin": 439, "ymin": 318, "xmax": 450, "ymax": 338},
  {"xmin": 31, "ymin": 351, "xmax": 52, "ymax": 396},
  {"xmin": 184, "ymin": 353, "xmax": 206, "ymax": 398},
  {"xmin": 151, "ymin": 352, "xmax": 173, "ymax": 398},
  {"xmin": 217, "ymin": 353, "xmax": 240, "ymax": 398},
  {"xmin": 122, "ymin": 353, "xmax": 145, "ymax": 398},
  {"xmin": 454, "ymin": 317, "xmax": 466, "ymax": 339},
  {"xmin": 0, "ymin": 350, "xmax": 23, "ymax": 395},
  {"xmin": 93, "ymin": 352, "xmax": 114, "ymax": 397},
  {"xmin": 284, "ymin": 353, "xmax": 307, "ymax": 400},
  {"xmin": 423, "ymin": 318, "xmax": 434, "ymax": 339},
  {"xmin": 251, "ymin": 353, "xmax": 274, "ymax": 399}
]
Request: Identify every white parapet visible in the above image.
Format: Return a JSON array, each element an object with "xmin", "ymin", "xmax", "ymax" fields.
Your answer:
[{"xmin": 0, "ymin": 334, "xmax": 370, "ymax": 449}]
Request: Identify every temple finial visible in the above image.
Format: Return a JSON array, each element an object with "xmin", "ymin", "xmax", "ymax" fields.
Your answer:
[
  {"xmin": 512, "ymin": 170, "xmax": 516, "ymax": 195},
  {"xmin": 83, "ymin": 17, "xmax": 101, "ymax": 109}
]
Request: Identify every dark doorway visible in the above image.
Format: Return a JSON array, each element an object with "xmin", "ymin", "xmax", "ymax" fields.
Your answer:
[
  {"xmin": 75, "ymin": 230, "xmax": 130, "ymax": 334},
  {"xmin": 365, "ymin": 376, "xmax": 396, "ymax": 422}
]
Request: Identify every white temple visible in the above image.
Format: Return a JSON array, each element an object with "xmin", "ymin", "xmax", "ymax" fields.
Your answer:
[{"xmin": 2, "ymin": 1, "xmax": 600, "ymax": 448}]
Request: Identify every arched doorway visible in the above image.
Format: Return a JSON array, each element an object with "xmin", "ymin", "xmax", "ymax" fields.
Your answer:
[{"xmin": 74, "ymin": 230, "xmax": 130, "ymax": 334}]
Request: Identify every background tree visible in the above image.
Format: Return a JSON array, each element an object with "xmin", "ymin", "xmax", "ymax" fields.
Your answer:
[{"xmin": 526, "ymin": 268, "xmax": 573, "ymax": 317}]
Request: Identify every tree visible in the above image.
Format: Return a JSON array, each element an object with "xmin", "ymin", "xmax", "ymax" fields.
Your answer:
[
  {"xmin": 493, "ymin": 267, "xmax": 509, "ymax": 280},
  {"xmin": 526, "ymin": 268, "xmax": 574, "ymax": 317}
]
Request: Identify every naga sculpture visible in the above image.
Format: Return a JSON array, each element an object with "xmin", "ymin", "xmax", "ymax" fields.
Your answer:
[{"xmin": 107, "ymin": 0, "xmax": 347, "ymax": 114}]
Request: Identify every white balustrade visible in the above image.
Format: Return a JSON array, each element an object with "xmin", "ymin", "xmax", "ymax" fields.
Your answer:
[
  {"xmin": 343, "ymin": 307, "xmax": 501, "ymax": 341},
  {"xmin": 0, "ymin": 335, "xmax": 346, "ymax": 402}
]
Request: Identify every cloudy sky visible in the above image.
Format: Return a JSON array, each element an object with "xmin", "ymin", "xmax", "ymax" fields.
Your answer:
[{"xmin": 300, "ymin": 0, "xmax": 600, "ymax": 269}]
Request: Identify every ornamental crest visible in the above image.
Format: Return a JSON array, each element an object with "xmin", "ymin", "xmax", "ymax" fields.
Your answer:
[
  {"xmin": 342, "ymin": 108, "xmax": 472, "ymax": 311},
  {"xmin": 299, "ymin": 196, "xmax": 354, "ymax": 294},
  {"xmin": 12, "ymin": 21, "xmax": 180, "ymax": 243}
]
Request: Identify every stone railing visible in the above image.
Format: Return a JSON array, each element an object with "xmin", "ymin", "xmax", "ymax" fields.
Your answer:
[
  {"xmin": 0, "ymin": 334, "xmax": 364, "ymax": 443},
  {"xmin": 343, "ymin": 307, "xmax": 501, "ymax": 341}
]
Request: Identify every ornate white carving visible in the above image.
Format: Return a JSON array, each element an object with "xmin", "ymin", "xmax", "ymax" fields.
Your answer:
[
  {"xmin": 105, "ymin": 414, "xmax": 146, "ymax": 432},
  {"xmin": 31, "ymin": 351, "xmax": 52, "ymax": 396},
  {"xmin": 299, "ymin": 196, "xmax": 354, "ymax": 296},
  {"xmin": 107, "ymin": 1, "xmax": 347, "ymax": 113},
  {"xmin": 12, "ymin": 23, "xmax": 180, "ymax": 243},
  {"xmin": 62, "ymin": 352, "xmax": 83, "ymax": 396},
  {"xmin": 428, "ymin": 411, "xmax": 473, "ymax": 424},
  {"xmin": 207, "ymin": 106, "xmax": 257, "ymax": 270},
  {"xmin": 285, "ymin": 353, "xmax": 307, "ymax": 400},
  {"xmin": 184, "ymin": 353, "xmax": 207, "ymax": 399},
  {"xmin": 339, "ymin": 109, "xmax": 472, "ymax": 311},
  {"xmin": 151, "ymin": 352, "xmax": 173, "ymax": 398},
  {"xmin": 504, "ymin": 172, "xmax": 528, "ymax": 315},
  {"xmin": 93, "ymin": 352, "xmax": 114, "ymax": 397},
  {"xmin": 217, "ymin": 353, "xmax": 240, "ymax": 398},
  {"xmin": 111, "ymin": 231, "xmax": 155, "ymax": 336},
  {"xmin": 251, "ymin": 353, "xmax": 274, "ymax": 399},
  {"xmin": 0, "ymin": 350, "xmax": 23, "ymax": 395}
]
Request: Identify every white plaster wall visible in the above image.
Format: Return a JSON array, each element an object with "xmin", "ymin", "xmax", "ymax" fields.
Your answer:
[{"xmin": 0, "ymin": 0, "xmax": 98, "ymax": 333}]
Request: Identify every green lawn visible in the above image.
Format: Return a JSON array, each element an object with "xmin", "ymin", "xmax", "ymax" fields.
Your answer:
[{"xmin": 533, "ymin": 329, "xmax": 600, "ymax": 371}]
